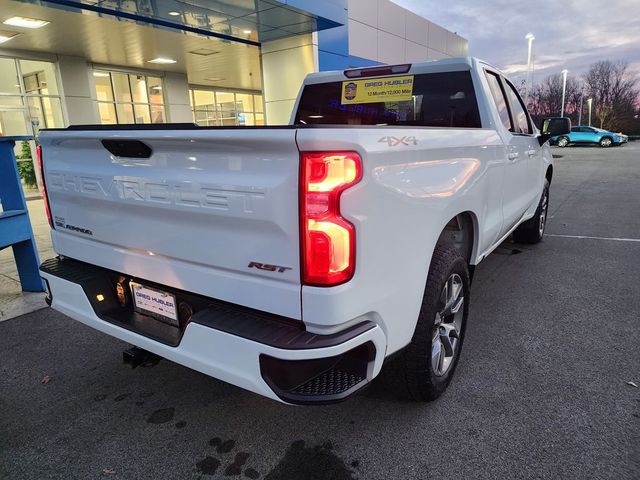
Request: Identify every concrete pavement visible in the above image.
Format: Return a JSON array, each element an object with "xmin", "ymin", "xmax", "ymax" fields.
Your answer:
[
  {"xmin": 0, "ymin": 198, "xmax": 52, "ymax": 321},
  {"xmin": 1, "ymin": 143, "xmax": 638, "ymax": 479}
]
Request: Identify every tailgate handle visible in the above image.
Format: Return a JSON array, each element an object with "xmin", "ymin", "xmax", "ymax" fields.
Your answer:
[{"xmin": 101, "ymin": 139, "xmax": 152, "ymax": 158}]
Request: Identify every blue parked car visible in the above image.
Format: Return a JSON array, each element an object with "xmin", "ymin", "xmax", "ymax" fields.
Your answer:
[{"xmin": 552, "ymin": 125, "xmax": 628, "ymax": 148}]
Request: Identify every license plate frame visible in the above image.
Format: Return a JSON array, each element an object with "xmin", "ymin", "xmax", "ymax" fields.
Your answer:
[{"xmin": 130, "ymin": 281, "xmax": 178, "ymax": 326}]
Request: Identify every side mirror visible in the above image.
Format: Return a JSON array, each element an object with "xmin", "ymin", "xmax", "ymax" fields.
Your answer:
[{"xmin": 538, "ymin": 117, "xmax": 571, "ymax": 146}]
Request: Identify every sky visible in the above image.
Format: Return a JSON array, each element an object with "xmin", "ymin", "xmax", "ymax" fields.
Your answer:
[{"xmin": 393, "ymin": 0, "xmax": 640, "ymax": 85}]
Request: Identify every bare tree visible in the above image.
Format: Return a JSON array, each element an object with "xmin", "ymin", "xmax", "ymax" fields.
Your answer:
[
  {"xmin": 528, "ymin": 74, "xmax": 580, "ymax": 126},
  {"xmin": 527, "ymin": 60, "xmax": 639, "ymax": 133},
  {"xmin": 583, "ymin": 61, "xmax": 638, "ymax": 131}
]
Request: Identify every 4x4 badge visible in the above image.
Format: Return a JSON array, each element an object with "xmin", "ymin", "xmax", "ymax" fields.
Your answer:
[{"xmin": 378, "ymin": 136, "xmax": 418, "ymax": 146}]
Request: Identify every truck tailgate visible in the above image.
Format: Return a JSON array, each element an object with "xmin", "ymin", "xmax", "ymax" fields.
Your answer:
[{"xmin": 38, "ymin": 128, "xmax": 302, "ymax": 319}]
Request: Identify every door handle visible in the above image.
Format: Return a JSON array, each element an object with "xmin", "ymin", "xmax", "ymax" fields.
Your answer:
[
  {"xmin": 508, "ymin": 152, "xmax": 519, "ymax": 161},
  {"xmin": 525, "ymin": 149, "xmax": 536, "ymax": 157}
]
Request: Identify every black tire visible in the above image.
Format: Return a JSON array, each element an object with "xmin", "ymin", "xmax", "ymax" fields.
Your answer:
[
  {"xmin": 394, "ymin": 244, "xmax": 470, "ymax": 401},
  {"xmin": 513, "ymin": 179, "xmax": 549, "ymax": 244},
  {"xmin": 556, "ymin": 136, "xmax": 569, "ymax": 147},
  {"xmin": 599, "ymin": 137, "xmax": 613, "ymax": 147}
]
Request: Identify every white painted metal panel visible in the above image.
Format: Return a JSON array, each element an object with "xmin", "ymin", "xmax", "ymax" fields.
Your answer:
[
  {"xmin": 347, "ymin": 0, "xmax": 379, "ymax": 27},
  {"xmin": 377, "ymin": 30, "xmax": 406, "ymax": 64},
  {"xmin": 405, "ymin": 40, "xmax": 430, "ymax": 63},
  {"xmin": 377, "ymin": 0, "xmax": 407, "ymax": 37},
  {"xmin": 427, "ymin": 22, "xmax": 448, "ymax": 55},
  {"xmin": 348, "ymin": 19, "xmax": 379, "ymax": 60},
  {"xmin": 405, "ymin": 11, "xmax": 429, "ymax": 46},
  {"xmin": 297, "ymin": 127, "xmax": 506, "ymax": 354},
  {"xmin": 39, "ymin": 128, "xmax": 303, "ymax": 319}
]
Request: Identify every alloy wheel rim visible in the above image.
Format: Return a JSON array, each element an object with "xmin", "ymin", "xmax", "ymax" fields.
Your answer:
[
  {"xmin": 602, "ymin": 138, "xmax": 611, "ymax": 147},
  {"xmin": 432, "ymin": 273, "xmax": 464, "ymax": 377},
  {"xmin": 558, "ymin": 138, "xmax": 568, "ymax": 147},
  {"xmin": 539, "ymin": 189, "xmax": 548, "ymax": 236}
]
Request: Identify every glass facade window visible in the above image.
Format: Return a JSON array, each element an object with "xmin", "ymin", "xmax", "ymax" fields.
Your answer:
[
  {"xmin": 94, "ymin": 69, "xmax": 166, "ymax": 124},
  {"xmin": 189, "ymin": 88, "xmax": 264, "ymax": 126},
  {"xmin": 0, "ymin": 57, "xmax": 64, "ymax": 134},
  {"xmin": 0, "ymin": 57, "xmax": 64, "ymax": 192}
]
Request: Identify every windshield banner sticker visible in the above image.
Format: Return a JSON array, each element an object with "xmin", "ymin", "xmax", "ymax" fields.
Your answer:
[{"xmin": 341, "ymin": 76, "xmax": 414, "ymax": 104}]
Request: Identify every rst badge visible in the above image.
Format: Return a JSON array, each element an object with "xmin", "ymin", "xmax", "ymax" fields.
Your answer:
[{"xmin": 248, "ymin": 262, "xmax": 292, "ymax": 273}]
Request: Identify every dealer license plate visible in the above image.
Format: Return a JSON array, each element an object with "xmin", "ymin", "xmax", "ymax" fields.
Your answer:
[{"xmin": 130, "ymin": 282, "xmax": 178, "ymax": 326}]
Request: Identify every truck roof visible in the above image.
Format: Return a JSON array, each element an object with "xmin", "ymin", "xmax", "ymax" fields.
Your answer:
[{"xmin": 302, "ymin": 57, "xmax": 503, "ymax": 85}]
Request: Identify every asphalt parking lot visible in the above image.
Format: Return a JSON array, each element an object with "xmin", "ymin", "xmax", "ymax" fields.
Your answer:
[{"xmin": 1, "ymin": 143, "xmax": 639, "ymax": 480}]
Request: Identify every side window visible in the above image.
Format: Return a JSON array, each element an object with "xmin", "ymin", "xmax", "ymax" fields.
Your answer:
[
  {"xmin": 504, "ymin": 80, "xmax": 532, "ymax": 134},
  {"xmin": 485, "ymin": 71, "xmax": 512, "ymax": 131},
  {"xmin": 571, "ymin": 126, "xmax": 581, "ymax": 132}
]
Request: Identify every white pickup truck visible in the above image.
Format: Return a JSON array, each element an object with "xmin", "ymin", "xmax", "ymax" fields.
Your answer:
[{"xmin": 38, "ymin": 58, "xmax": 570, "ymax": 404}]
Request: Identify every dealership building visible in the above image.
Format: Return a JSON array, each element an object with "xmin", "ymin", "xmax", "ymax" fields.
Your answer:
[{"xmin": 0, "ymin": 0, "xmax": 467, "ymax": 173}]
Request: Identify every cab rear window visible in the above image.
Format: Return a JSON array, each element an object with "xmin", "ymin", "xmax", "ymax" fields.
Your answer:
[{"xmin": 294, "ymin": 71, "xmax": 481, "ymax": 128}]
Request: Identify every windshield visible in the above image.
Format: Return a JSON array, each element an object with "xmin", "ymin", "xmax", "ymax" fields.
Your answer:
[{"xmin": 294, "ymin": 71, "xmax": 481, "ymax": 128}]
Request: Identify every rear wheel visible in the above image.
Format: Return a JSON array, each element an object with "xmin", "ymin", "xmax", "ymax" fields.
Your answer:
[
  {"xmin": 513, "ymin": 179, "xmax": 549, "ymax": 244},
  {"xmin": 395, "ymin": 244, "xmax": 470, "ymax": 401},
  {"xmin": 557, "ymin": 136, "xmax": 569, "ymax": 147},
  {"xmin": 599, "ymin": 137, "xmax": 613, "ymax": 147}
]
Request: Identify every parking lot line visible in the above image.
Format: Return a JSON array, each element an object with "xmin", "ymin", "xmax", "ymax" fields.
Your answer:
[{"xmin": 545, "ymin": 233, "xmax": 640, "ymax": 243}]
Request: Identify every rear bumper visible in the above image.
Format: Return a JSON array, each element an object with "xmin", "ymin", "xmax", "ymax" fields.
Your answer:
[{"xmin": 40, "ymin": 257, "xmax": 386, "ymax": 404}]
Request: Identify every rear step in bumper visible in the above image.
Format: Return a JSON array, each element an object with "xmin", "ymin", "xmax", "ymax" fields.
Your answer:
[{"xmin": 40, "ymin": 257, "xmax": 386, "ymax": 404}]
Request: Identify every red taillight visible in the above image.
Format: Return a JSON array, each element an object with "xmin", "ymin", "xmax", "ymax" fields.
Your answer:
[
  {"xmin": 301, "ymin": 151, "xmax": 362, "ymax": 286},
  {"xmin": 36, "ymin": 146, "xmax": 54, "ymax": 229}
]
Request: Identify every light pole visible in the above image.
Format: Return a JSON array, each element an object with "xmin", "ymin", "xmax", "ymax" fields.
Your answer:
[
  {"xmin": 524, "ymin": 33, "xmax": 535, "ymax": 105},
  {"xmin": 587, "ymin": 98, "xmax": 593, "ymax": 126},
  {"xmin": 560, "ymin": 69, "xmax": 568, "ymax": 117},
  {"xmin": 578, "ymin": 84, "xmax": 584, "ymax": 125}
]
